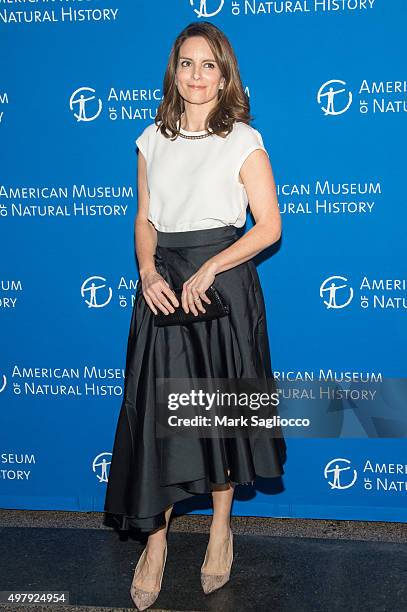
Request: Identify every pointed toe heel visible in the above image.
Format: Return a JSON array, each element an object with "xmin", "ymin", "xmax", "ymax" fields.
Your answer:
[
  {"xmin": 130, "ymin": 543, "xmax": 167, "ymax": 610},
  {"xmin": 200, "ymin": 529, "xmax": 233, "ymax": 595},
  {"xmin": 201, "ymin": 569, "xmax": 232, "ymax": 595}
]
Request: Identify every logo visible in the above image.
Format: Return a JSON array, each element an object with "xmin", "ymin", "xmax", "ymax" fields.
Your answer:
[
  {"xmin": 324, "ymin": 458, "xmax": 358, "ymax": 489},
  {"xmin": 93, "ymin": 452, "xmax": 112, "ymax": 483},
  {"xmin": 69, "ymin": 87, "xmax": 103, "ymax": 122},
  {"xmin": 0, "ymin": 374, "xmax": 6, "ymax": 393},
  {"xmin": 189, "ymin": 0, "xmax": 224, "ymax": 18},
  {"xmin": 320, "ymin": 275, "xmax": 354, "ymax": 309},
  {"xmin": 81, "ymin": 276, "xmax": 113, "ymax": 308},
  {"xmin": 317, "ymin": 80, "xmax": 353, "ymax": 116}
]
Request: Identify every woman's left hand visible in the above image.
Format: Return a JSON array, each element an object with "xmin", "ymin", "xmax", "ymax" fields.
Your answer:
[{"xmin": 181, "ymin": 261, "xmax": 217, "ymax": 315}]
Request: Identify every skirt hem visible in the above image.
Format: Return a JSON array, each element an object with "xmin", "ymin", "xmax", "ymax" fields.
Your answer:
[{"xmin": 104, "ymin": 466, "xmax": 285, "ymax": 534}]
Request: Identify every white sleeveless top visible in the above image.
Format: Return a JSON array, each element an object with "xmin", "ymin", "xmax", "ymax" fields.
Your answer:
[{"xmin": 135, "ymin": 119, "xmax": 269, "ymax": 232}]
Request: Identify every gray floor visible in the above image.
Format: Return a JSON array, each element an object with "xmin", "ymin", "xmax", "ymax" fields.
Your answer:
[{"xmin": 0, "ymin": 509, "xmax": 406, "ymax": 611}]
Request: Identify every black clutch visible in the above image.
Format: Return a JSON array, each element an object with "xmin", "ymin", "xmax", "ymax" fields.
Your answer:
[{"xmin": 153, "ymin": 285, "xmax": 230, "ymax": 327}]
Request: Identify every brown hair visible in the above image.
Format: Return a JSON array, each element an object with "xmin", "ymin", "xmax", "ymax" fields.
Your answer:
[{"xmin": 155, "ymin": 21, "xmax": 254, "ymax": 140}]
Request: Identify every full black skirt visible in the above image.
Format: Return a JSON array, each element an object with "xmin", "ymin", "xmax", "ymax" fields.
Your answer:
[{"xmin": 104, "ymin": 225, "xmax": 287, "ymax": 533}]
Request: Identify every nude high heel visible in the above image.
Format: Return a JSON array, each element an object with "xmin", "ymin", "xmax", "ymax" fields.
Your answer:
[
  {"xmin": 200, "ymin": 528, "xmax": 233, "ymax": 595},
  {"xmin": 130, "ymin": 543, "xmax": 167, "ymax": 610}
]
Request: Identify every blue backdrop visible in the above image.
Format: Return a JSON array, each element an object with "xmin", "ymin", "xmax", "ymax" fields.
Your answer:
[{"xmin": 1, "ymin": 0, "xmax": 406, "ymax": 523}]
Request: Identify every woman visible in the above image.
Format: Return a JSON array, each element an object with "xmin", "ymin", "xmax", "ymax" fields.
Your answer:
[{"xmin": 104, "ymin": 20, "xmax": 287, "ymax": 610}]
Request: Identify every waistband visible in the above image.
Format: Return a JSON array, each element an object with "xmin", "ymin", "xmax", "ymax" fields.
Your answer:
[{"xmin": 156, "ymin": 225, "xmax": 238, "ymax": 247}]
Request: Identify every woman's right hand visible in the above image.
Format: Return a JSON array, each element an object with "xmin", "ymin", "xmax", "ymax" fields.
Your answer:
[{"xmin": 140, "ymin": 269, "xmax": 179, "ymax": 315}]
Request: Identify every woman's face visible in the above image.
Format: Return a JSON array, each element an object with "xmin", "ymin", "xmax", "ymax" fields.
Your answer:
[{"xmin": 175, "ymin": 36, "xmax": 225, "ymax": 107}]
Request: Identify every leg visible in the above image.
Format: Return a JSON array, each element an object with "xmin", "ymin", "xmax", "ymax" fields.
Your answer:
[
  {"xmin": 133, "ymin": 504, "xmax": 173, "ymax": 591},
  {"xmin": 203, "ymin": 470, "xmax": 235, "ymax": 573}
]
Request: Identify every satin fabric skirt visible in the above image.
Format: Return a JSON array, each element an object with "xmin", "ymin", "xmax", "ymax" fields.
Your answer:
[{"xmin": 104, "ymin": 225, "xmax": 287, "ymax": 533}]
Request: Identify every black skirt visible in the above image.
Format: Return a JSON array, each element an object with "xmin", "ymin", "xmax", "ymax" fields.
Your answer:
[{"xmin": 104, "ymin": 225, "xmax": 287, "ymax": 533}]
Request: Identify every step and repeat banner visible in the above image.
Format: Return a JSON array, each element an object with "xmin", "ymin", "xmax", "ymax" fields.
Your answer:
[{"xmin": 1, "ymin": 1, "xmax": 406, "ymax": 523}]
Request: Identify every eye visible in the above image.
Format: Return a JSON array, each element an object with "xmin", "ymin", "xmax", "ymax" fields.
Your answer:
[{"xmin": 179, "ymin": 60, "xmax": 216, "ymax": 69}]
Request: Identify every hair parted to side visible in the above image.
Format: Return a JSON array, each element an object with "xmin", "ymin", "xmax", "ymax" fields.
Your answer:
[{"xmin": 154, "ymin": 21, "xmax": 254, "ymax": 140}]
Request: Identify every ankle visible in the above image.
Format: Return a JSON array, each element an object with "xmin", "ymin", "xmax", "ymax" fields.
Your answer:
[
  {"xmin": 209, "ymin": 521, "xmax": 231, "ymax": 537},
  {"xmin": 146, "ymin": 533, "xmax": 167, "ymax": 552}
]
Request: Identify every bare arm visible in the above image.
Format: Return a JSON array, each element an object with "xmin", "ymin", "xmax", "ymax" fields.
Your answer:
[
  {"xmin": 207, "ymin": 148, "xmax": 281, "ymax": 276},
  {"xmin": 135, "ymin": 150, "xmax": 157, "ymax": 277},
  {"xmin": 135, "ymin": 151, "xmax": 179, "ymax": 315}
]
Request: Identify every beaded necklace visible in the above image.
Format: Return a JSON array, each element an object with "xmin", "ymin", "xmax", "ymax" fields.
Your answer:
[{"xmin": 176, "ymin": 129, "xmax": 213, "ymax": 140}]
